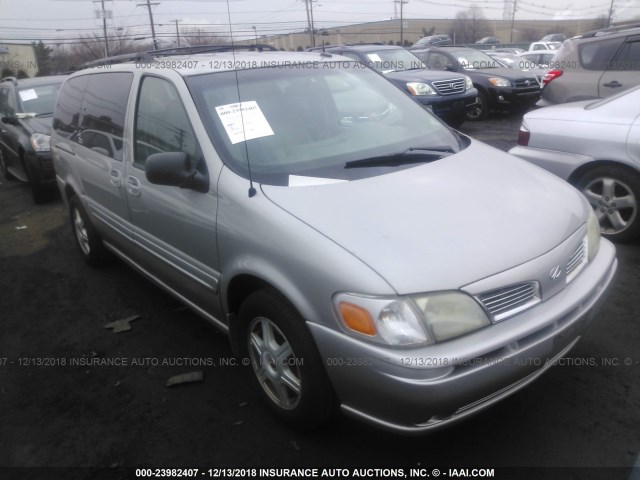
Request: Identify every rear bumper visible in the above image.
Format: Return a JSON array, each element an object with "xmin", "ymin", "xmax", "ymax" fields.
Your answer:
[
  {"xmin": 508, "ymin": 145, "xmax": 592, "ymax": 181},
  {"xmin": 309, "ymin": 239, "xmax": 617, "ymax": 434}
]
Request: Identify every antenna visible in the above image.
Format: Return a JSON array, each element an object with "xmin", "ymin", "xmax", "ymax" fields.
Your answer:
[{"xmin": 225, "ymin": 0, "xmax": 257, "ymax": 198}]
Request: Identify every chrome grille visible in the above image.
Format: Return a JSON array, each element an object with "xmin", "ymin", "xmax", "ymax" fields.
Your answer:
[
  {"xmin": 478, "ymin": 282, "xmax": 540, "ymax": 322},
  {"xmin": 566, "ymin": 239, "xmax": 587, "ymax": 283},
  {"xmin": 431, "ymin": 78, "xmax": 466, "ymax": 95},
  {"xmin": 514, "ymin": 78, "xmax": 540, "ymax": 89}
]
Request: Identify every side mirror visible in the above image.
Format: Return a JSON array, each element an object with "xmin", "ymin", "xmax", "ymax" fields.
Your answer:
[{"xmin": 145, "ymin": 151, "xmax": 209, "ymax": 193}]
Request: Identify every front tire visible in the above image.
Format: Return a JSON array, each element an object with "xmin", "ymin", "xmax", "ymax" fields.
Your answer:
[
  {"xmin": 69, "ymin": 196, "xmax": 108, "ymax": 266},
  {"xmin": 465, "ymin": 90, "xmax": 489, "ymax": 121},
  {"xmin": 238, "ymin": 289, "xmax": 336, "ymax": 430},
  {"xmin": 576, "ymin": 166, "xmax": 640, "ymax": 242},
  {"xmin": 0, "ymin": 149, "xmax": 15, "ymax": 180}
]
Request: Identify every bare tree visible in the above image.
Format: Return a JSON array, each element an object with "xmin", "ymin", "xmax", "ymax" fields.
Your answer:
[
  {"xmin": 451, "ymin": 5, "xmax": 493, "ymax": 44},
  {"xmin": 180, "ymin": 28, "xmax": 229, "ymax": 47},
  {"xmin": 50, "ymin": 30, "xmax": 151, "ymax": 72}
]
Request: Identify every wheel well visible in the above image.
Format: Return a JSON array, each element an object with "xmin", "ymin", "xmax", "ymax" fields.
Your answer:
[
  {"xmin": 226, "ymin": 274, "xmax": 274, "ymax": 317},
  {"xmin": 567, "ymin": 160, "xmax": 636, "ymax": 185}
]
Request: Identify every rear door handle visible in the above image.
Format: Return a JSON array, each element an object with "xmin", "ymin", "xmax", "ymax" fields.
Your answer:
[
  {"xmin": 126, "ymin": 175, "xmax": 141, "ymax": 197},
  {"xmin": 603, "ymin": 81, "xmax": 622, "ymax": 88},
  {"xmin": 109, "ymin": 169, "xmax": 122, "ymax": 188}
]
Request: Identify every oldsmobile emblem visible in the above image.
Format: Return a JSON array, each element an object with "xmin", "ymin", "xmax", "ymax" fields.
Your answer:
[{"xmin": 549, "ymin": 265, "xmax": 562, "ymax": 279}]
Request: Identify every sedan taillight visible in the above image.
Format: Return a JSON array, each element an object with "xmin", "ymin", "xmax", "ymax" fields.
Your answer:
[
  {"xmin": 518, "ymin": 126, "xmax": 530, "ymax": 146},
  {"xmin": 542, "ymin": 69, "xmax": 563, "ymax": 85}
]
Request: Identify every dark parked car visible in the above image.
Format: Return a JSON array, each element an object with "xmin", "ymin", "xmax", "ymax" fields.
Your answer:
[
  {"xmin": 0, "ymin": 75, "xmax": 66, "ymax": 202},
  {"xmin": 476, "ymin": 36, "xmax": 500, "ymax": 45},
  {"xmin": 312, "ymin": 44, "xmax": 478, "ymax": 127},
  {"xmin": 410, "ymin": 34, "xmax": 452, "ymax": 48},
  {"xmin": 412, "ymin": 47, "xmax": 540, "ymax": 120}
]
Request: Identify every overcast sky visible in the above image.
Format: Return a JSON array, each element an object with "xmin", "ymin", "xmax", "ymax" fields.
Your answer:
[{"xmin": 0, "ymin": 0, "xmax": 638, "ymax": 45}]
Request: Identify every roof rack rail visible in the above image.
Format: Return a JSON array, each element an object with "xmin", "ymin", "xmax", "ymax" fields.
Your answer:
[
  {"xmin": 0, "ymin": 76, "xmax": 18, "ymax": 85},
  {"xmin": 579, "ymin": 22, "xmax": 640, "ymax": 38},
  {"xmin": 79, "ymin": 43, "xmax": 279, "ymax": 70}
]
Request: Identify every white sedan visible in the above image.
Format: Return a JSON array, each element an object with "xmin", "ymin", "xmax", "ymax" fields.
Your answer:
[{"xmin": 509, "ymin": 85, "xmax": 640, "ymax": 241}]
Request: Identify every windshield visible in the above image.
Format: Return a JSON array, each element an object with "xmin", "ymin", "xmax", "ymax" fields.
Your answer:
[
  {"xmin": 186, "ymin": 62, "xmax": 461, "ymax": 186},
  {"xmin": 360, "ymin": 49, "xmax": 425, "ymax": 73},
  {"xmin": 453, "ymin": 50, "xmax": 503, "ymax": 70},
  {"xmin": 17, "ymin": 82, "xmax": 62, "ymax": 116}
]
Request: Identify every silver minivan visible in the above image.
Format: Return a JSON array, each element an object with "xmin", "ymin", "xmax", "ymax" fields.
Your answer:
[{"xmin": 52, "ymin": 48, "xmax": 617, "ymax": 434}]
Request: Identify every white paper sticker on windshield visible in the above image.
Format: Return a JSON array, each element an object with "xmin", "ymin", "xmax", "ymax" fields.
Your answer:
[
  {"xmin": 215, "ymin": 101, "xmax": 274, "ymax": 145},
  {"xmin": 367, "ymin": 53, "xmax": 382, "ymax": 63},
  {"xmin": 19, "ymin": 89, "xmax": 38, "ymax": 101}
]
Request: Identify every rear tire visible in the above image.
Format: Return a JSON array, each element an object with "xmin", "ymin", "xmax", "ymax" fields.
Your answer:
[
  {"xmin": 69, "ymin": 196, "xmax": 108, "ymax": 266},
  {"xmin": 576, "ymin": 166, "xmax": 640, "ymax": 242},
  {"xmin": 238, "ymin": 289, "xmax": 336, "ymax": 430}
]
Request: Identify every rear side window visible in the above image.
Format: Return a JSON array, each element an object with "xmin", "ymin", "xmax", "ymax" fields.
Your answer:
[
  {"xmin": 610, "ymin": 38, "xmax": 640, "ymax": 71},
  {"xmin": 54, "ymin": 75, "xmax": 90, "ymax": 139},
  {"xmin": 579, "ymin": 37, "xmax": 624, "ymax": 70},
  {"xmin": 79, "ymin": 72, "xmax": 133, "ymax": 161}
]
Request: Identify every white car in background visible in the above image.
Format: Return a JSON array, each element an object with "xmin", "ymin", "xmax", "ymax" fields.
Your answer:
[{"xmin": 509, "ymin": 85, "xmax": 640, "ymax": 241}]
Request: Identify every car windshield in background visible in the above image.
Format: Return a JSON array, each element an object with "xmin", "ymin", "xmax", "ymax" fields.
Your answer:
[
  {"xmin": 361, "ymin": 48, "xmax": 425, "ymax": 73},
  {"xmin": 454, "ymin": 50, "xmax": 502, "ymax": 70},
  {"xmin": 17, "ymin": 83, "xmax": 62, "ymax": 116},
  {"xmin": 186, "ymin": 63, "xmax": 461, "ymax": 185}
]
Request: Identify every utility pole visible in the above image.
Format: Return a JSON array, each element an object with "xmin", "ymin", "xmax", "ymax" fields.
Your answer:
[
  {"xmin": 171, "ymin": 19, "xmax": 182, "ymax": 47},
  {"xmin": 607, "ymin": 0, "xmax": 614, "ymax": 27},
  {"xmin": 309, "ymin": 0, "xmax": 316, "ymax": 47},
  {"xmin": 93, "ymin": 0, "xmax": 110, "ymax": 57},
  {"xmin": 302, "ymin": 0, "xmax": 315, "ymax": 48},
  {"xmin": 510, "ymin": 0, "xmax": 518, "ymax": 42},
  {"xmin": 137, "ymin": 0, "xmax": 160, "ymax": 50},
  {"xmin": 252, "ymin": 26, "xmax": 258, "ymax": 44},
  {"xmin": 395, "ymin": 0, "xmax": 408, "ymax": 46}
]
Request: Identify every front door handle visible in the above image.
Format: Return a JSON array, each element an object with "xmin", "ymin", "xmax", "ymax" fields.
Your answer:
[
  {"xmin": 109, "ymin": 169, "xmax": 122, "ymax": 188},
  {"xmin": 603, "ymin": 80, "xmax": 622, "ymax": 88},
  {"xmin": 126, "ymin": 175, "xmax": 141, "ymax": 197}
]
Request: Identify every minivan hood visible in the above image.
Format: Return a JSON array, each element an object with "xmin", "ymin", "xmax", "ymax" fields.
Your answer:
[{"xmin": 261, "ymin": 140, "xmax": 587, "ymax": 294}]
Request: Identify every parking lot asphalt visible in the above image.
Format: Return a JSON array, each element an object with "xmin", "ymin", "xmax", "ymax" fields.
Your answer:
[{"xmin": 1, "ymin": 113, "xmax": 639, "ymax": 479}]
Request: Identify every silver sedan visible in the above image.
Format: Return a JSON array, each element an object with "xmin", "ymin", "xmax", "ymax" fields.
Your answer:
[{"xmin": 509, "ymin": 85, "xmax": 640, "ymax": 241}]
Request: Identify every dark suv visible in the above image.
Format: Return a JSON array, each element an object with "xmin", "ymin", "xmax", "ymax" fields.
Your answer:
[
  {"xmin": 412, "ymin": 46, "xmax": 541, "ymax": 120},
  {"xmin": 0, "ymin": 75, "xmax": 66, "ymax": 202},
  {"xmin": 313, "ymin": 44, "xmax": 478, "ymax": 127}
]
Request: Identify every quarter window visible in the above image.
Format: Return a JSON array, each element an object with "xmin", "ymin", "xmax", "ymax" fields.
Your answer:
[{"xmin": 579, "ymin": 38, "xmax": 624, "ymax": 70}]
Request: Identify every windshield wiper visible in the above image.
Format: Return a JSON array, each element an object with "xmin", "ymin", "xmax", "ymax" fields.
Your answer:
[{"xmin": 344, "ymin": 146, "xmax": 455, "ymax": 169}]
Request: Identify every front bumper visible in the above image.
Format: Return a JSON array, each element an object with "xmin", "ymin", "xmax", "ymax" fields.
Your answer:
[
  {"xmin": 309, "ymin": 239, "xmax": 617, "ymax": 434},
  {"xmin": 24, "ymin": 150, "xmax": 56, "ymax": 185},
  {"xmin": 487, "ymin": 86, "xmax": 540, "ymax": 111},
  {"xmin": 415, "ymin": 89, "xmax": 478, "ymax": 120}
]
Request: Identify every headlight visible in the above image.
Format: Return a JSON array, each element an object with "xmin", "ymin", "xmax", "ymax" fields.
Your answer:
[
  {"xmin": 30, "ymin": 133, "xmax": 51, "ymax": 152},
  {"xmin": 587, "ymin": 208, "xmax": 601, "ymax": 262},
  {"xmin": 406, "ymin": 82, "xmax": 437, "ymax": 96},
  {"xmin": 464, "ymin": 75, "xmax": 474, "ymax": 90},
  {"xmin": 334, "ymin": 291, "xmax": 490, "ymax": 346},
  {"xmin": 488, "ymin": 77, "xmax": 511, "ymax": 87}
]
